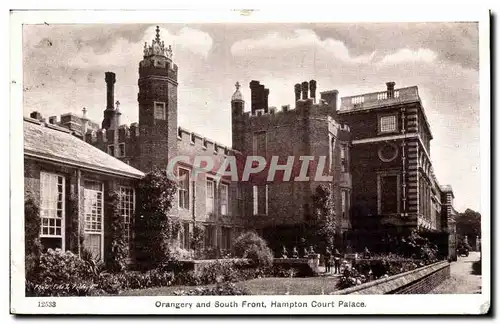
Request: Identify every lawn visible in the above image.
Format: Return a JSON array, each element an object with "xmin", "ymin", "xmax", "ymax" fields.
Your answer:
[{"xmin": 119, "ymin": 276, "xmax": 340, "ymax": 296}]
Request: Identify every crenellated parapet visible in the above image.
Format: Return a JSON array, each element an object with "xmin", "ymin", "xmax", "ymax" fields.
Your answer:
[{"xmin": 177, "ymin": 126, "xmax": 235, "ymax": 157}]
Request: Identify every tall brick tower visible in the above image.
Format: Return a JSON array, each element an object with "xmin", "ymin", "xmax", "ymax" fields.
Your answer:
[{"xmin": 137, "ymin": 26, "xmax": 178, "ymax": 172}]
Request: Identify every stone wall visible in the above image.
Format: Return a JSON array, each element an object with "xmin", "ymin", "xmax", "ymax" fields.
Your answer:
[{"xmin": 331, "ymin": 261, "xmax": 450, "ymax": 295}]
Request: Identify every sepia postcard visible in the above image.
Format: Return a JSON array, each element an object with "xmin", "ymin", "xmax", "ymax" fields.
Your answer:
[{"xmin": 9, "ymin": 8, "xmax": 491, "ymax": 315}]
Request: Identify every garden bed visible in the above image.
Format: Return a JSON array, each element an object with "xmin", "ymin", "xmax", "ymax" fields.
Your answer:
[{"xmin": 119, "ymin": 276, "xmax": 340, "ymax": 296}]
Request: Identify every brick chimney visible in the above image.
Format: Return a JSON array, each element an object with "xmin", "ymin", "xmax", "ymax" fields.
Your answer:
[
  {"xmin": 386, "ymin": 81, "xmax": 396, "ymax": 98},
  {"xmin": 30, "ymin": 111, "xmax": 43, "ymax": 121},
  {"xmin": 263, "ymin": 88, "xmax": 269, "ymax": 113},
  {"xmin": 294, "ymin": 83, "xmax": 301, "ymax": 103},
  {"xmin": 320, "ymin": 90, "xmax": 339, "ymax": 116},
  {"xmin": 102, "ymin": 72, "xmax": 116, "ymax": 129},
  {"xmin": 249, "ymin": 80, "xmax": 261, "ymax": 114},
  {"xmin": 81, "ymin": 107, "xmax": 89, "ymax": 134},
  {"xmin": 301, "ymin": 81, "xmax": 309, "ymax": 100},
  {"xmin": 309, "ymin": 80, "xmax": 317, "ymax": 102}
]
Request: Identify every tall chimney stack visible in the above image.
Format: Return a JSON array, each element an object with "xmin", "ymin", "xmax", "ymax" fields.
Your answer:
[
  {"xmin": 320, "ymin": 90, "xmax": 339, "ymax": 116},
  {"xmin": 294, "ymin": 83, "xmax": 301, "ymax": 103},
  {"xmin": 263, "ymin": 88, "xmax": 269, "ymax": 113},
  {"xmin": 386, "ymin": 81, "xmax": 396, "ymax": 98},
  {"xmin": 309, "ymin": 80, "xmax": 317, "ymax": 102},
  {"xmin": 102, "ymin": 72, "xmax": 117, "ymax": 129},
  {"xmin": 105, "ymin": 72, "xmax": 116, "ymax": 109},
  {"xmin": 301, "ymin": 81, "xmax": 309, "ymax": 100},
  {"xmin": 249, "ymin": 80, "xmax": 261, "ymax": 114}
]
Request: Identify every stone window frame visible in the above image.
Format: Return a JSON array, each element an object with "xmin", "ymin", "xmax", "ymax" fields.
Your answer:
[
  {"xmin": 83, "ymin": 180, "xmax": 104, "ymax": 260},
  {"xmin": 154, "ymin": 101, "xmax": 166, "ymax": 120},
  {"xmin": 377, "ymin": 170, "xmax": 401, "ymax": 216},
  {"xmin": 178, "ymin": 167, "xmax": 190, "ymax": 210},
  {"xmin": 252, "ymin": 184, "xmax": 269, "ymax": 216},
  {"xmin": 119, "ymin": 186, "xmax": 135, "ymax": 252},
  {"xmin": 252, "ymin": 131, "xmax": 267, "ymax": 156},
  {"xmin": 341, "ymin": 188, "xmax": 351, "ymax": 220},
  {"xmin": 39, "ymin": 171, "xmax": 66, "ymax": 250},
  {"xmin": 220, "ymin": 182, "xmax": 229, "ymax": 216},
  {"xmin": 118, "ymin": 143, "xmax": 126, "ymax": 157},
  {"xmin": 206, "ymin": 176, "xmax": 216, "ymax": 216},
  {"xmin": 107, "ymin": 144, "xmax": 115, "ymax": 157},
  {"xmin": 378, "ymin": 113, "xmax": 399, "ymax": 134}
]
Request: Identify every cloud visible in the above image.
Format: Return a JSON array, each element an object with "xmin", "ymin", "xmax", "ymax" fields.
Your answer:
[
  {"xmin": 25, "ymin": 25, "xmax": 214, "ymax": 72},
  {"xmin": 231, "ymin": 29, "xmax": 376, "ymax": 64},
  {"xmin": 377, "ymin": 48, "xmax": 438, "ymax": 66},
  {"xmin": 174, "ymin": 27, "xmax": 213, "ymax": 58}
]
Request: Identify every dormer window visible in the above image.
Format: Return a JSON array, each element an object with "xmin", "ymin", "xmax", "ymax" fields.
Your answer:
[{"xmin": 154, "ymin": 102, "xmax": 166, "ymax": 120}]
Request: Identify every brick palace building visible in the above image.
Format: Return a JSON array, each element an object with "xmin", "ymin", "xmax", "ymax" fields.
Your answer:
[{"xmin": 26, "ymin": 26, "xmax": 458, "ymax": 259}]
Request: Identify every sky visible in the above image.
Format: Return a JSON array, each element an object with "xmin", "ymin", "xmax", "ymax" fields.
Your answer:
[{"xmin": 22, "ymin": 23, "xmax": 481, "ymax": 213}]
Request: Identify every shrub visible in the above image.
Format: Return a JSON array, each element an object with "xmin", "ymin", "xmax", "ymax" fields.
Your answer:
[
  {"xmin": 191, "ymin": 223, "xmax": 205, "ymax": 258},
  {"xmin": 234, "ymin": 231, "xmax": 273, "ymax": 268},
  {"xmin": 167, "ymin": 246, "xmax": 194, "ymax": 261},
  {"xmin": 353, "ymin": 257, "xmax": 418, "ymax": 279},
  {"xmin": 336, "ymin": 265, "xmax": 368, "ymax": 290},
  {"xmin": 95, "ymin": 269, "xmax": 175, "ymax": 294},
  {"xmin": 472, "ymin": 258, "xmax": 481, "ymax": 275},
  {"xmin": 33, "ymin": 249, "xmax": 92, "ymax": 285},
  {"xmin": 173, "ymin": 282, "xmax": 250, "ymax": 296},
  {"xmin": 24, "ymin": 195, "xmax": 43, "ymax": 281}
]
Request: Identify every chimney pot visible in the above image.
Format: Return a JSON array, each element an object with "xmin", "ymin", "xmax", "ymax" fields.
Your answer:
[
  {"xmin": 309, "ymin": 80, "xmax": 317, "ymax": 99},
  {"xmin": 48, "ymin": 116, "xmax": 57, "ymax": 124},
  {"xmin": 30, "ymin": 111, "xmax": 42, "ymax": 121},
  {"xmin": 386, "ymin": 81, "xmax": 396, "ymax": 98}
]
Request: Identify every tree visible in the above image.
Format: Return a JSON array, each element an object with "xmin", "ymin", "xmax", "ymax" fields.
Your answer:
[
  {"xmin": 312, "ymin": 184, "xmax": 336, "ymax": 250},
  {"xmin": 233, "ymin": 231, "xmax": 273, "ymax": 268},
  {"xmin": 456, "ymin": 208, "xmax": 481, "ymax": 249},
  {"xmin": 135, "ymin": 167, "xmax": 180, "ymax": 269}
]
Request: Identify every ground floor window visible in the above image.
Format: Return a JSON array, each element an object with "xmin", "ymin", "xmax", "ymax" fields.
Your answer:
[
  {"xmin": 204, "ymin": 224, "xmax": 216, "ymax": 248},
  {"xmin": 83, "ymin": 180, "xmax": 104, "ymax": 260},
  {"xmin": 39, "ymin": 172, "xmax": 65, "ymax": 250},
  {"xmin": 119, "ymin": 186, "xmax": 134, "ymax": 252}
]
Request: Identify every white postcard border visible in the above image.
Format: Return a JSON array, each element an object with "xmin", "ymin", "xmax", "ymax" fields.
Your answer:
[{"xmin": 9, "ymin": 7, "xmax": 491, "ymax": 315}]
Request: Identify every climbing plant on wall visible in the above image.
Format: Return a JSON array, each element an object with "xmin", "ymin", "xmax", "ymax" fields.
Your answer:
[
  {"xmin": 135, "ymin": 167, "xmax": 180, "ymax": 269},
  {"xmin": 105, "ymin": 190, "xmax": 129, "ymax": 272}
]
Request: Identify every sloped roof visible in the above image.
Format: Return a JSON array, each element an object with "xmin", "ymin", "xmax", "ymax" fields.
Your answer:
[{"xmin": 24, "ymin": 118, "xmax": 144, "ymax": 179}]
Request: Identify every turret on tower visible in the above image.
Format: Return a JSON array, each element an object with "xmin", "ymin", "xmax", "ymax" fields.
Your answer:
[
  {"xmin": 231, "ymin": 81, "xmax": 246, "ymax": 151},
  {"xmin": 231, "ymin": 81, "xmax": 245, "ymax": 115}
]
